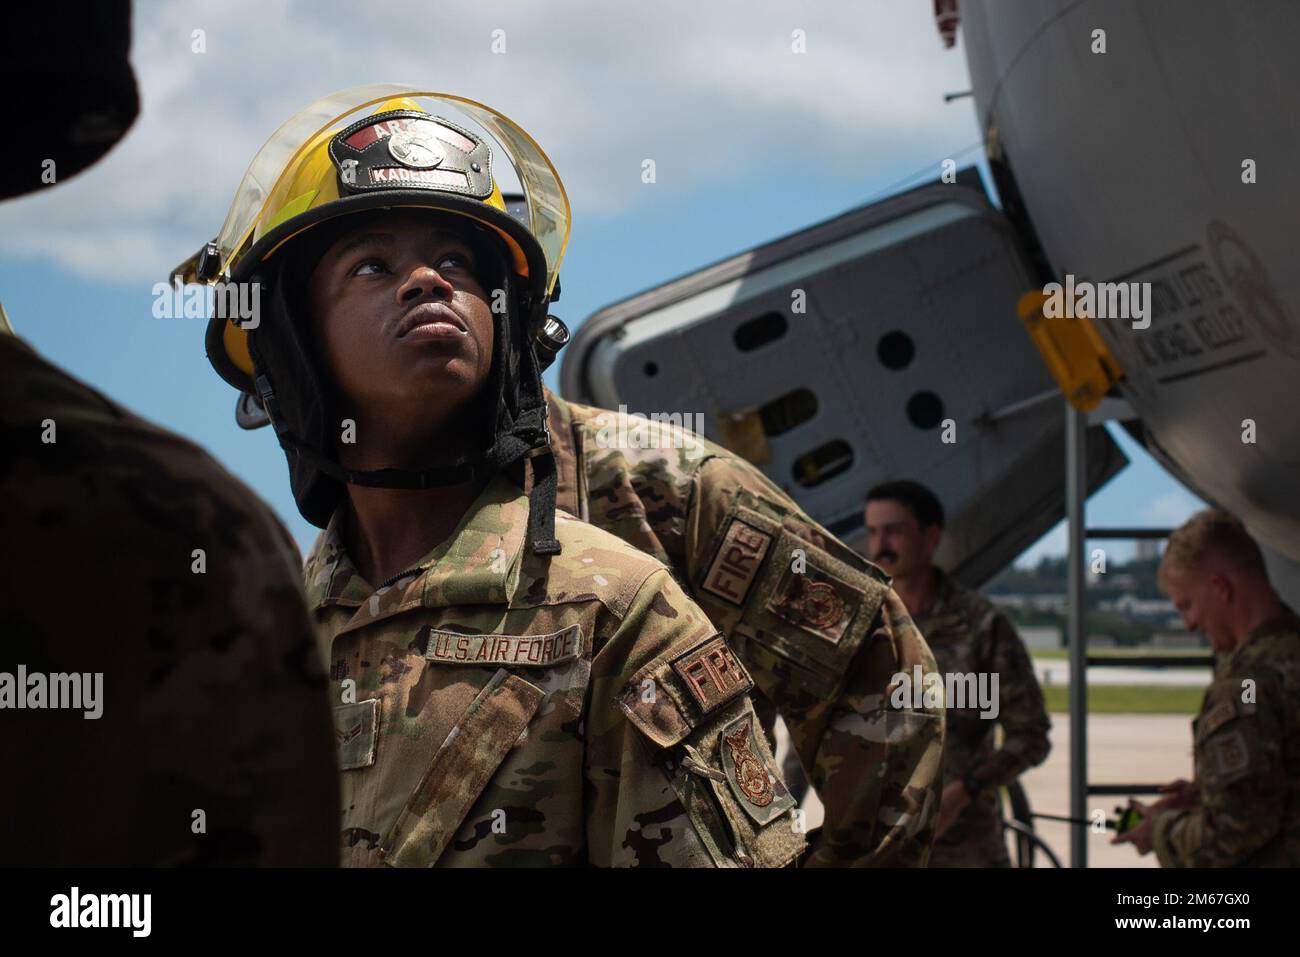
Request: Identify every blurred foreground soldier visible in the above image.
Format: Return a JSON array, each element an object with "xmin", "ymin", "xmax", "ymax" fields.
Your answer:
[
  {"xmin": 546, "ymin": 395, "xmax": 944, "ymax": 866},
  {"xmin": 0, "ymin": 2, "xmax": 338, "ymax": 865},
  {"xmin": 864, "ymin": 481, "xmax": 1050, "ymax": 867},
  {"xmin": 1115, "ymin": 509, "xmax": 1300, "ymax": 866},
  {"xmin": 187, "ymin": 87, "xmax": 804, "ymax": 867}
]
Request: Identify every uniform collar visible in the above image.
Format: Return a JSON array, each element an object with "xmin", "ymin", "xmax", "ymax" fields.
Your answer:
[
  {"xmin": 916, "ymin": 566, "xmax": 960, "ymax": 621},
  {"xmin": 1226, "ymin": 603, "xmax": 1300, "ymax": 667},
  {"xmin": 303, "ymin": 474, "xmax": 530, "ymax": 632}
]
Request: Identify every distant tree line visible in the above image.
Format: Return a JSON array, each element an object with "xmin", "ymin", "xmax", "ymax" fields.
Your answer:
[{"xmin": 984, "ymin": 555, "xmax": 1177, "ymax": 647}]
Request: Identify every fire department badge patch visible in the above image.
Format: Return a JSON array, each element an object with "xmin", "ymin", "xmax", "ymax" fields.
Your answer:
[{"xmin": 719, "ymin": 714, "xmax": 796, "ymax": 825}]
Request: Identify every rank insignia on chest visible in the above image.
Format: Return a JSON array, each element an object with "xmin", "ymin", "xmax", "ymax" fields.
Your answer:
[
  {"xmin": 719, "ymin": 714, "xmax": 796, "ymax": 825},
  {"xmin": 671, "ymin": 636, "xmax": 753, "ymax": 715},
  {"xmin": 701, "ymin": 518, "xmax": 773, "ymax": 606},
  {"xmin": 334, "ymin": 698, "xmax": 380, "ymax": 771}
]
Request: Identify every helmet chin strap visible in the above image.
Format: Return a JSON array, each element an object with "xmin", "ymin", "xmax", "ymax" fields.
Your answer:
[
  {"xmin": 524, "ymin": 446, "xmax": 561, "ymax": 555},
  {"xmin": 254, "ymin": 374, "xmax": 562, "ymax": 556}
]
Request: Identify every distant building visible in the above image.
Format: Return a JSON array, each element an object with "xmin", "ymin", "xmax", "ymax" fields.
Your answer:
[{"xmin": 1135, "ymin": 539, "xmax": 1162, "ymax": 561}]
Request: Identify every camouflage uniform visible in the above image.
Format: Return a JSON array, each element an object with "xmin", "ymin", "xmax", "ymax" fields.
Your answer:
[
  {"xmin": 1152, "ymin": 606, "xmax": 1300, "ymax": 867},
  {"xmin": 545, "ymin": 393, "xmax": 944, "ymax": 866},
  {"xmin": 0, "ymin": 332, "xmax": 338, "ymax": 865},
  {"xmin": 304, "ymin": 474, "xmax": 806, "ymax": 867},
  {"xmin": 911, "ymin": 569, "xmax": 1050, "ymax": 868}
]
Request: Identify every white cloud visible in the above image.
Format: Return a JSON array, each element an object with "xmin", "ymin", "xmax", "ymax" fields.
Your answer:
[{"xmin": 0, "ymin": 0, "xmax": 978, "ymax": 284}]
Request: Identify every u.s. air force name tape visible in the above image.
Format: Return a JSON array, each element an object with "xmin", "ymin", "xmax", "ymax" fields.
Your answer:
[{"xmin": 423, "ymin": 625, "xmax": 582, "ymax": 667}]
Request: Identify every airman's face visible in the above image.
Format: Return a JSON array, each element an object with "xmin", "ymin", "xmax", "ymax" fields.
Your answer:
[
  {"xmin": 864, "ymin": 498, "xmax": 938, "ymax": 578},
  {"xmin": 1161, "ymin": 564, "xmax": 1234, "ymax": 652},
  {"xmin": 306, "ymin": 211, "xmax": 495, "ymax": 430}
]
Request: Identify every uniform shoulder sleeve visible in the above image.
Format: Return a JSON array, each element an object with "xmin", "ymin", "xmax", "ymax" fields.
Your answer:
[
  {"xmin": 563, "ymin": 401, "xmax": 703, "ymax": 569},
  {"xmin": 1154, "ymin": 666, "xmax": 1288, "ymax": 867},
  {"xmin": 585, "ymin": 566, "xmax": 806, "ymax": 867},
  {"xmin": 686, "ymin": 455, "xmax": 890, "ymax": 698},
  {"xmin": 685, "ymin": 455, "xmax": 944, "ymax": 866}
]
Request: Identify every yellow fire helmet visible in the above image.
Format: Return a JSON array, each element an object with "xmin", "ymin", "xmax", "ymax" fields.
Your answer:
[
  {"xmin": 175, "ymin": 83, "xmax": 571, "ymax": 394},
  {"xmin": 174, "ymin": 85, "xmax": 572, "ymax": 551}
]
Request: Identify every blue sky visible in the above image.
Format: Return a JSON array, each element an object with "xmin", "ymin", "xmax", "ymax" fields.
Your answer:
[{"xmin": 0, "ymin": 0, "xmax": 1204, "ymax": 562}]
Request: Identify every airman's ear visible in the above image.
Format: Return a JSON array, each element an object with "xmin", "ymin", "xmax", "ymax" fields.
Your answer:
[{"xmin": 1209, "ymin": 571, "xmax": 1234, "ymax": 605}]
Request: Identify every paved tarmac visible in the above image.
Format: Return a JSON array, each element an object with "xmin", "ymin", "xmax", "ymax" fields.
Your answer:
[
  {"xmin": 778, "ymin": 713, "xmax": 1193, "ymax": 868},
  {"xmin": 1034, "ymin": 660, "xmax": 1211, "ymax": 687}
]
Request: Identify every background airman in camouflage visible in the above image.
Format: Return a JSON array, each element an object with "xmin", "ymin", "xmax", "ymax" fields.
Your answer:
[
  {"xmin": 196, "ymin": 92, "xmax": 803, "ymax": 867},
  {"xmin": 1, "ymin": 1, "xmax": 338, "ymax": 867},
  {"xmin": 1116, "ymin": 509, "xmax": 1300, "ymax": 866},
  {"xmin": 545, "ymin": 394, "xmax": 945, "ymax": 866},
  {"xmin": 864, "ymin": 480, "xmax": 1049, "ymax": 867}
]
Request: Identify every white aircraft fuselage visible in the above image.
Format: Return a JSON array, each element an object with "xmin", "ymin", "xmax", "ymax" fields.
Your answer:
[{"xmin": 961, "ymin": 0, "xmax": 1300, "ymax": 563}]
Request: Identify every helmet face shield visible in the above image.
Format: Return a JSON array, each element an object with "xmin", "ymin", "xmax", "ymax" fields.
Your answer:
[{"xmin": 175, "ymin": 85, "xmax": 569, "ymax": 295}]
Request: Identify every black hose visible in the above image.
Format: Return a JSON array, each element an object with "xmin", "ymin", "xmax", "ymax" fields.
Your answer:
[{"xmin": 1001, "ymin": 818, "xmax": 1064, "ymax": 868}]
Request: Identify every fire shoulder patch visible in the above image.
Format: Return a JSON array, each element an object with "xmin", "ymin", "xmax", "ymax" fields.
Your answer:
[
  {"xmin": 671, "ymin": 636, "xmax": 753, "ymax": 714},
  {"xmin": 617, "ymin": 633, "xmax": 755, "ymax": 749},
  {"xmin": 701, "ymin": 517, "xmax": 773, "ymax": 606}
]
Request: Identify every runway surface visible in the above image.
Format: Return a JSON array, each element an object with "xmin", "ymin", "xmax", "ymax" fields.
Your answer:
[{"xmin": 778, "ymin": 714, "xmax": 1193, "ymax": 868}]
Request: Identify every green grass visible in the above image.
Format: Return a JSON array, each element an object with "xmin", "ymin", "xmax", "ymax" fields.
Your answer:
[
  {"xmin": 1031, "ymin": 647, "xmax": 1204, "ymax": 661},
  {"xmin": 1042, "ymin": 684, "xmax": 1203, "ymax": 715}
]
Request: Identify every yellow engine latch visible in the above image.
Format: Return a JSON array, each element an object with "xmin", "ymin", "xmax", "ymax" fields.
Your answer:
[{"xmin": 1017, "ymin": 290, "xmax": 1124, "ymax": 413}]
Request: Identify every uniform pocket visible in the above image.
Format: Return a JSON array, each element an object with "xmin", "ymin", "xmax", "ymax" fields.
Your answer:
[{"xmin": 380, "ymin": 668, "xmax": 544, "ymax": 867}]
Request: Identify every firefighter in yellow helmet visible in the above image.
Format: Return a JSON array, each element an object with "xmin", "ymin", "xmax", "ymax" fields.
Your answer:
[
  {"xmin": 186, "ymin": 89, "xmax": 569, "ymax": 548},
  {"xmin": 184, "ymin": 85, "xmax": 805, "ymax": 867}
]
